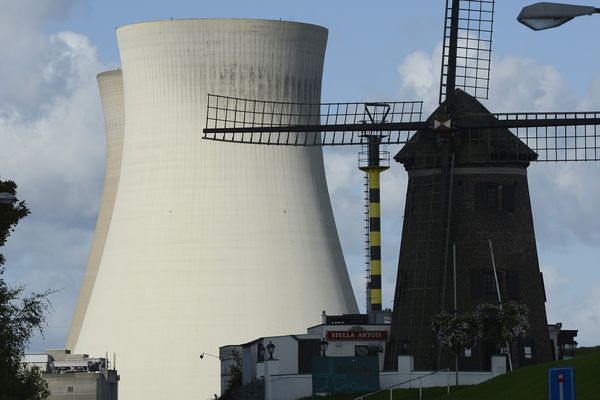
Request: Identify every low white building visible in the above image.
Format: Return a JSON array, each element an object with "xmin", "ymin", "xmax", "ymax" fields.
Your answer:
[
  {"xmin": 219, "ymin": 312, "xmax": 508, "ymax": 400},
  {"xmin": 23, "ymin": 349, "xmax": 119, "ymax": 400}
]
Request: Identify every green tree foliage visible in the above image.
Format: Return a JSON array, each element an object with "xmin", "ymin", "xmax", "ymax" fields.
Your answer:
[
  {"xmin": 432, "ymin": 312, "xmax": 479, "ymax": 355},
  {"xmin": 226, "ymin": 349, "xmax": 242, "ymax": 390},
  {"xmin": 220, "ymin": 349, "xmax": 243, "ymax": 400},
  {"xmin": 432, "ymin": 302, "xmax": 529, "ymax": 355},
  {"xmin": 0, "ymin": 179, "xmax": 51, "ymax": 400},
  {"xmin": 475, "ymin": 302, "xmax": 529, "ymax": 345}
]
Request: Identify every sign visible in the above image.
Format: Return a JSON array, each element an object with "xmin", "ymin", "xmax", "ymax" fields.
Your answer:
[
  {"xmin": 312, "ymin": 356, "xmax": 379, "ymax": 394},
  {"xmin": 549, "ymin": 367, "xmax": 575, "ymax": 400},
  {"xmin": 326, "ymin": 330, "xmax": 387, "ymax": 341}
]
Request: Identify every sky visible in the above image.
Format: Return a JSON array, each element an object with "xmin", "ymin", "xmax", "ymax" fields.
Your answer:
[{"xmin": 1, "ymin": 0, "xmax": 599, "ymax": 352}]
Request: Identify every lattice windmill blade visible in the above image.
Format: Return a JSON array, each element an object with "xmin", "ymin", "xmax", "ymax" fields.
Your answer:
[
  {"xmin": 203, "ymin": 94, "xmax": 425, "ymax": 146},
  {"xmin": 202, "ymin": 93, "xmax": 424, "ymax": 313},
  {"xmin": 439, "ymin": 0, "xmax": 495, "ymax": 104},
  {"xmin": 454, "ymin": 111, "xmax": 600, "ymax": 162}
]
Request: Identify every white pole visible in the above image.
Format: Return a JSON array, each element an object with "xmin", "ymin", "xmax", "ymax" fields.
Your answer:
[
  {"xmin": 488, "ymin": 239, "xmax": 513, "ymax": 372},
  {"xmin": 453, "ymin": 243, "xmax": 457, "ymax": 313},
  {"xmin": 453, "ymin": 243, "xmax": 459, "ymax": 386},
  {"xmin": 419, "ymin": 377, "xmax": 422, "ymax": 400}
]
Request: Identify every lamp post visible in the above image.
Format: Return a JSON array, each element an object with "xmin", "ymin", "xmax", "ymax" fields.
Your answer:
[
  {"xmin": 518, "ymin": 2, "xmax": 600, "ymax": 30},
  {"xmin": 266, "ymin": 341, "xmax": 275, "ymax": 360}
]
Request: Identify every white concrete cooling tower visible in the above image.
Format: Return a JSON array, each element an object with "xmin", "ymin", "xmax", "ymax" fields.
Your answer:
[
  {"xmin": 72, "ymin": 19, "xmax": 357, "ymax": 399},
  {"xmin": 66, "ymin": 69, "xmax": 124, "ymax": 351}
]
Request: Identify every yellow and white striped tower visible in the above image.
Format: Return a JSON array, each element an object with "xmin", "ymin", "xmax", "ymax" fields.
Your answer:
[{"xmin": 359, "ymin": 133, "xmax": 389, "ymax": 312}]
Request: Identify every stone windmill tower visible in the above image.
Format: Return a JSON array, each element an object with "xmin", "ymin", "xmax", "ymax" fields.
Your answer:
[{"xmin": 203, "ymin": 0, "xmax": 600, "ymax": 373}]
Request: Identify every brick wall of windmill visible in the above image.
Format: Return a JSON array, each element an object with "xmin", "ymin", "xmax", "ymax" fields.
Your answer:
[{"xmin": 387, "ymin": 168, "xmax": 553, "ymax": 371}]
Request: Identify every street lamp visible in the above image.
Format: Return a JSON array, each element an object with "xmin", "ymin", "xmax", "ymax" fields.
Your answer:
[
  {"xmin": 0, "ymin": 192, "xmax": 17, "ymax": 205},
  {"xmin": 266, "ymin": 341, "xmax": 275, "ymax": 360},
  {"xmin": 518, "ymin": 2, "xmax": 600, "ymax": 30},
  {"xmin": 199, "ymin": 352, "xmax": 220, "ymax": 360}
]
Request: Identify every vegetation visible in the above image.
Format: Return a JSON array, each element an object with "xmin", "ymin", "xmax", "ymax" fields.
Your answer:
[
  {"xmin": 0, "ymin": 179, "xmax": 51, "ymax": 400},
  {"xmin": 219, "ymin": 349, "xmax": 243, "ymax": 400}
]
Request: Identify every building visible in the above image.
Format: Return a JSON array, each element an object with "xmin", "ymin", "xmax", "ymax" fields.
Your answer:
[
  {"xmin": 387, "ymin": 89, "xmax": 552, "ymax": 371},
  {"xmin": 23, "ymin": 350, "xmax": 118, "ymax": 400},
  {"xmin": 221, "ymin": 311, "xmax": 506, "ymax": 400},
  {"xmin": 67, "ymin": 69, "xmax": 124, "ymax": 351},
  {"xmin": 220, "ymin": 312, "xmax": 392, "ymax": 398},
  {"xmin": 548, "ymin": 323, "xmax": 578, "ymax": 361},
  {"xmin": 70, "ymin": 19, "xmax": 358, "ymax": 399}
]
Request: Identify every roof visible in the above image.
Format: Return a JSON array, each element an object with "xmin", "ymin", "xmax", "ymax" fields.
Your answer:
[{"xmin": 395, "ymin": 89, "xmax": 538, "ymax": 170}]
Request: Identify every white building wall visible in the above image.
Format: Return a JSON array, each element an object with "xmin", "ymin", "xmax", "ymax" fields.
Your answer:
[
  {"xmin": 73, "ymin": 19, "xmax": 357, "ymax": 400},
  {"xmin": 66, "ymin": 70, "xmax": 124, "ymax": 351}
]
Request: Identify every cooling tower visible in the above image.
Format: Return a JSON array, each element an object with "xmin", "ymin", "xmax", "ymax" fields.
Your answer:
[
  {"xmin": 66, "ymin": 70, "xmax": 124, "ymax": 351},
  {"xmin": 73, "ymin": 19, "xmax": 358, "ymax": 399}
]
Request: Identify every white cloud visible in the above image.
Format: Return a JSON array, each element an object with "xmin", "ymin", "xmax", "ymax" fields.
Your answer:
[{"xmin": 0, "ymin": 0, "xmax": 113, "ymax": 351}]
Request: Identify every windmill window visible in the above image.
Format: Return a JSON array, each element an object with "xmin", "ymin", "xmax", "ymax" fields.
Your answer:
[
  {"xmin": 471, "ymin": 270, "xmax": 506, "ymax": 299},
  {"xmin": 482, "ymin": 271, "xmax": 499, "ymax": 297},
  {"xmin": 475, "ymin": 183, "xmax": 516, "ymax": 211}
]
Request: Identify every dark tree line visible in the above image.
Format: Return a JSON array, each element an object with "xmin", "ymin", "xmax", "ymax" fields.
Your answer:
[{"xmin": 0, "ymin": 178, "xmax": 51, "ymax": 400}]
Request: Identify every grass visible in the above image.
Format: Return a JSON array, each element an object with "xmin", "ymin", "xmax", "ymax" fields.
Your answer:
[{"xmin": 300, "ymin": 346, "xmax": 600, "ymax": 400}]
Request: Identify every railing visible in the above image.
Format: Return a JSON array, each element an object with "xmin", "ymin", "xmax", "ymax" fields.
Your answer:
[{"xmin": 354, "ymin": 368, "xmax": 451, "ymax": 400}]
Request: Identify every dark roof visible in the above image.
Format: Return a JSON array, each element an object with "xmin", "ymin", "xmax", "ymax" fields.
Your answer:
[{"xmin": 395, "ymin": 89, "xmax": 538, "ymax": 170}]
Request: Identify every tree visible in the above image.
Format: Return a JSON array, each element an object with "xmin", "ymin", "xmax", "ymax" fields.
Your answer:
[
  {"xmin": 475, "ymin": 302, "xmax": 529, "ymax": 371},
  {"xmin": 219, "ymin": 349, "xmax": 242, "ymax": 400},
  {"xmin": 432, "ymin": 311, "xmax": 479, "ymax": 385},
  {"xmin": 0, "ymin": 178, "xmax": 50, "ymax": 400}
]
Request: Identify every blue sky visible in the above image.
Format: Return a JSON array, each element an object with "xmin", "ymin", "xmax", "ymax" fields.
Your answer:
[{"xmin": 1, "ymin": 0, "xmax": 600, "ymax": 352}]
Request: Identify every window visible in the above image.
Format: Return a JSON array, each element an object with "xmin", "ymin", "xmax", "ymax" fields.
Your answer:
[
  {"xmin": 471, "ymin": 270, "xmax": 520, "ymax": 300},
  {"xmin": 355, "ymin": 345, "xmax": 381, "ymax": 357},
  {"xmin": 475, "ymin": 183, "xmax": 516, "ymax": 211},
  {"xmin": 67, "ymin": 387, "xmax": 74, "ymax": 393},
  {"xmin": 481, "ymin": 271, "xmax": 499, "ymax": 297}
]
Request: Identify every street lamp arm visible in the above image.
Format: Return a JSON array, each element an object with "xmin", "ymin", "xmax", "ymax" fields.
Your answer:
[
  {"xmin": 199, "ymin": 352, "xmax": 221, "ymax": 360},
  {"xmin": 518, "ymin": 2, "xmax": 600, "ymax": 31}
]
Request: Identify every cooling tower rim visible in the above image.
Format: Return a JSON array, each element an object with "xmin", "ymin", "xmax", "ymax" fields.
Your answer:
[
  {"xmin": 115, "ymin": 18, "xmax": 328, "ymax": 34},
  {"xmin": 97, "ymin": 69, "xmax": 122, "ymax": 79}
]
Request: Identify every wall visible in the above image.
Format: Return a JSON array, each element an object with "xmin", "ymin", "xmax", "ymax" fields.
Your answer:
[
  {"xmin": 261, "ymin": 355, "xmax": 506, "ymax": 400},
  {"xmin": 44, "ymin": 370, "xmax": 118, "ymax": 400}
]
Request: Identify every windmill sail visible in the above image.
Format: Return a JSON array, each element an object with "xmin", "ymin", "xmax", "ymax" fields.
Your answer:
[
  {"xmin": 439, "ymin": 0, "xmax": 495, "ymax": 103},
  {"xmin": 203, "ymin": 94, "xmax": 424, "ymax": 145}
]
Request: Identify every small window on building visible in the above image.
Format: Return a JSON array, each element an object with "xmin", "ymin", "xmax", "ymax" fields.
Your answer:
[
  {"xmin": 475, "ymin": 183, "xmax": 516, "ymax": 211},
  {"xmin": 355, "ymin": 345, "xmax": 381, "ymax": 357},
  {"xmin": 471, "ymin": 270, "xmax": 506, "ymax": 299},
  {"xmin": 502, "ymin": 184, "xmax": 516, "ymax": 211},
  {"xmin": 355, "ymin": 346, "xmax": 370, "ymax": 357},
  {"xmin": 67, "ymin": 387, "xmax": 74, "ymax": 393},
  {"xmin": 481, "ymin": 271, "xmax": 498, "ymax": 297}
]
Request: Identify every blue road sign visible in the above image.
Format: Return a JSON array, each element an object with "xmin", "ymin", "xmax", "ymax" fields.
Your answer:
[{"xmin": 549, "ymin": 367, "xmax": 575, "ymax": 400}]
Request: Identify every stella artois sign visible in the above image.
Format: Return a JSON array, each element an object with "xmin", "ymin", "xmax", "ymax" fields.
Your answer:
[{"xmin": 326, "ymin": 330, "xmax": 387, "ymax": 341}]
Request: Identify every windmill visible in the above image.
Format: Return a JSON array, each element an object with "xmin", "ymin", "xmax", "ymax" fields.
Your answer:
[{"xmin": 202, "ymin": 0, "xmax": 600, "ymax": 371}]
